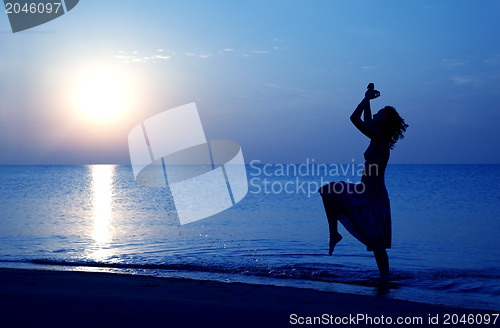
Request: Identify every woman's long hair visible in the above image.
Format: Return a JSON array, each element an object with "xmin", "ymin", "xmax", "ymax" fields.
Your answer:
[{"xmin": 381, "ymin": 106, "xmax": 408, "ymax": 149}]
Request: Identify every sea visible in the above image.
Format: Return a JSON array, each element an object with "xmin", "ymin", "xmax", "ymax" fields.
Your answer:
[{"xmin": 0, "ymin": 164, "xmax": 499, "ymax": 311}]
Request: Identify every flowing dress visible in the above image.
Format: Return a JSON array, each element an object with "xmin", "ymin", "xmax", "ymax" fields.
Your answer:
[{"xmin": 318, "ymin": 150, "xmax": 392, "ymax": 251}]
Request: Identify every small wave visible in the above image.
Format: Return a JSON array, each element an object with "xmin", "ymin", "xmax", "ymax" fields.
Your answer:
[
  {"xmin": 3, "ymin": 259, "xmax": 498, "ymax": 300},
  {"xmin": 26, "ymin": 258, "xmax": 400, "ymax": 289}
]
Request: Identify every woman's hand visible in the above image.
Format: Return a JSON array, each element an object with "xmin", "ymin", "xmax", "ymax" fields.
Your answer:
[{"xmin": 365, "ymin": 83, "xmax": 380, "ymax": 99}]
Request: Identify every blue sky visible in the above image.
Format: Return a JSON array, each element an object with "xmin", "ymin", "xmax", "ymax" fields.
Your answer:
[{"xmin": 1, "ymin": 0, "xmax": 500, "ymax": 164}]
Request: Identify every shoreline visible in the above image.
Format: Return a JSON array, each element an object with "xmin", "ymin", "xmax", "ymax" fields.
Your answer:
[{"xmin": 0, "ymin": 268, "xmax": 497, "ymax": 327}]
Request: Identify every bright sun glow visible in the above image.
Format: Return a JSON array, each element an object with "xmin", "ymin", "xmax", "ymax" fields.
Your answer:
[{"xmin": 73, "ymin": 65, "xmax": 134, "ymax": 124}]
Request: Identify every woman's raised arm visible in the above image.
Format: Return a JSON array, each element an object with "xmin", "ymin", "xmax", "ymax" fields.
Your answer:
[{"xmin": 350, "ymin": 90, "xmax": 383, "ymax": 140}]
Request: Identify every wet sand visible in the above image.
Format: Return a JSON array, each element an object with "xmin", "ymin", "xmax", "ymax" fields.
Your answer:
[{"xmin": 0, "ymin": 268, "xmax": 496, "ymax": 327}]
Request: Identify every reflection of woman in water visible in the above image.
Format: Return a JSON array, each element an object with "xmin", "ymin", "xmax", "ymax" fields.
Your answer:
[{"xmin": 319, "ymin": 84, "xmax": 408, "ymax": 277}]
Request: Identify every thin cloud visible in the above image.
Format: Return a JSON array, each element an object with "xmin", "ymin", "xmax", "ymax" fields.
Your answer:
[
  {"xmin": 451, "ymin": 76, "xmax": 475, "ymax": 85},
  {"xmin": 441, "ymin": 58, "xmax": 466, "ymax": 69},
  {"xmin": 115, "ymin": 55, "xmax": 134, "ymax": 60},
  {"xmin": 115, "ymin": 51, "xmax": 170, "ymax": 63},
  {"xmin": 116, "ymin": 40, "xmax": 286, "ymax": 64},
  {"xmin": 483, "ymin": 52, "xmax": 500, "ymax": 65}
]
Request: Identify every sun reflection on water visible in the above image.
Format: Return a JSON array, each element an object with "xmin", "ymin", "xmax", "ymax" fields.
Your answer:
[{"xmin": 88, "ymin": 165, "xmax": 115, "ymax": 261}]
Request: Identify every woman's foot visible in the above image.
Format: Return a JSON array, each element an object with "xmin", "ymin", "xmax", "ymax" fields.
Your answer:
[{"xmin": 329, "ymin": 233, "xmax": 342, "ymax": 256}]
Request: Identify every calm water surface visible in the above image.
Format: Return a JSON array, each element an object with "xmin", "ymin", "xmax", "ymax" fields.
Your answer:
[{"xmin": 0, "ymin": 164, "xmax": 499, "ymax": 310}]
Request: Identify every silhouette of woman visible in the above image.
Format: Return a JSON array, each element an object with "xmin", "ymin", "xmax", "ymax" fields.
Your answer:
[{"xmin": 319, "ymin": 83, "xmax": 408, "ymax": 277}]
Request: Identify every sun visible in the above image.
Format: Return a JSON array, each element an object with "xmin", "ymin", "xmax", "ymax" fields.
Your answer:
[{"xmin": 73, "ymin": 66, "xmax": 133, "ymax": 124}]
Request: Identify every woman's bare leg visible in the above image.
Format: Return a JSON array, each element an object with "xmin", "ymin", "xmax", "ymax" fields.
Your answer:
[
  {"xmin": 373, "ymin": 249, "xmax": 389, "ymax": 277},
  {"xmin": 320, "ymin": 190, "xmax": 343, "ymax": 256},
  {"xmin": 327, "ymin": 216, "xmax": 342, "ymax": 256}
]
